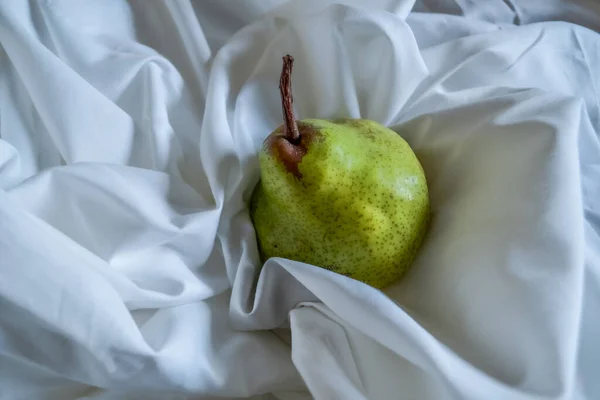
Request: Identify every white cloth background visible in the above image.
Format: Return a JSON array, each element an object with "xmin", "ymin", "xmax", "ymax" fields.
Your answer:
[{"xmin": 1, "ymin": 0, "xmax": 599, "ymax": 399}]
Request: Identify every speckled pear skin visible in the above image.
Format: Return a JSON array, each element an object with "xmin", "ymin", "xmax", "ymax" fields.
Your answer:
[{"xmin": 250, "ymin": 118, "xmax": 430, "ymax": 289}]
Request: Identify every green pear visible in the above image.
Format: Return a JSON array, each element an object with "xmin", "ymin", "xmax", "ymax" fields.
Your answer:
[{"xmin": 250, "ymin": 55, "xmax": 430, "ymax": 289}]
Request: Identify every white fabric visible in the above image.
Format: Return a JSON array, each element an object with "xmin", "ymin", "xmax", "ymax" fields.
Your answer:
[{"xmin": 1, "ymin": 0, "xmax": 600, "ymax": 399}]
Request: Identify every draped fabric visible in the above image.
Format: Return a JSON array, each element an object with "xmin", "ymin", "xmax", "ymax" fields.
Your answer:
[{"xmin": 1, "ymin": 1, "xmax": 599, "ymax": 399}]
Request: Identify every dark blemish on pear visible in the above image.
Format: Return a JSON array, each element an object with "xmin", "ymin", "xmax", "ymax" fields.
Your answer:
[{"xmin": 263, "ymin": 55, "xmax": 321, "ymax": 179}]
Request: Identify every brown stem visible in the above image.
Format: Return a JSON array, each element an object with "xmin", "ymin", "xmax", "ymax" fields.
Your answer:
[{"xmin": 279, "ymin": 55, "xmax": 300, "ymax": 143}]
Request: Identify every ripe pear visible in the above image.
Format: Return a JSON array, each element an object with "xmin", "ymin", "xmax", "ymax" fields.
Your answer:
[{"xmin": 250, "ymin": 55, "xmax": 430, "ymax": 289}]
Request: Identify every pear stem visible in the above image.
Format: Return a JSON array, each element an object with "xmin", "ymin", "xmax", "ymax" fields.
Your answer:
[{"xmin": 279, "ymin": 55, "xmax": 300, "ymax": 143}]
